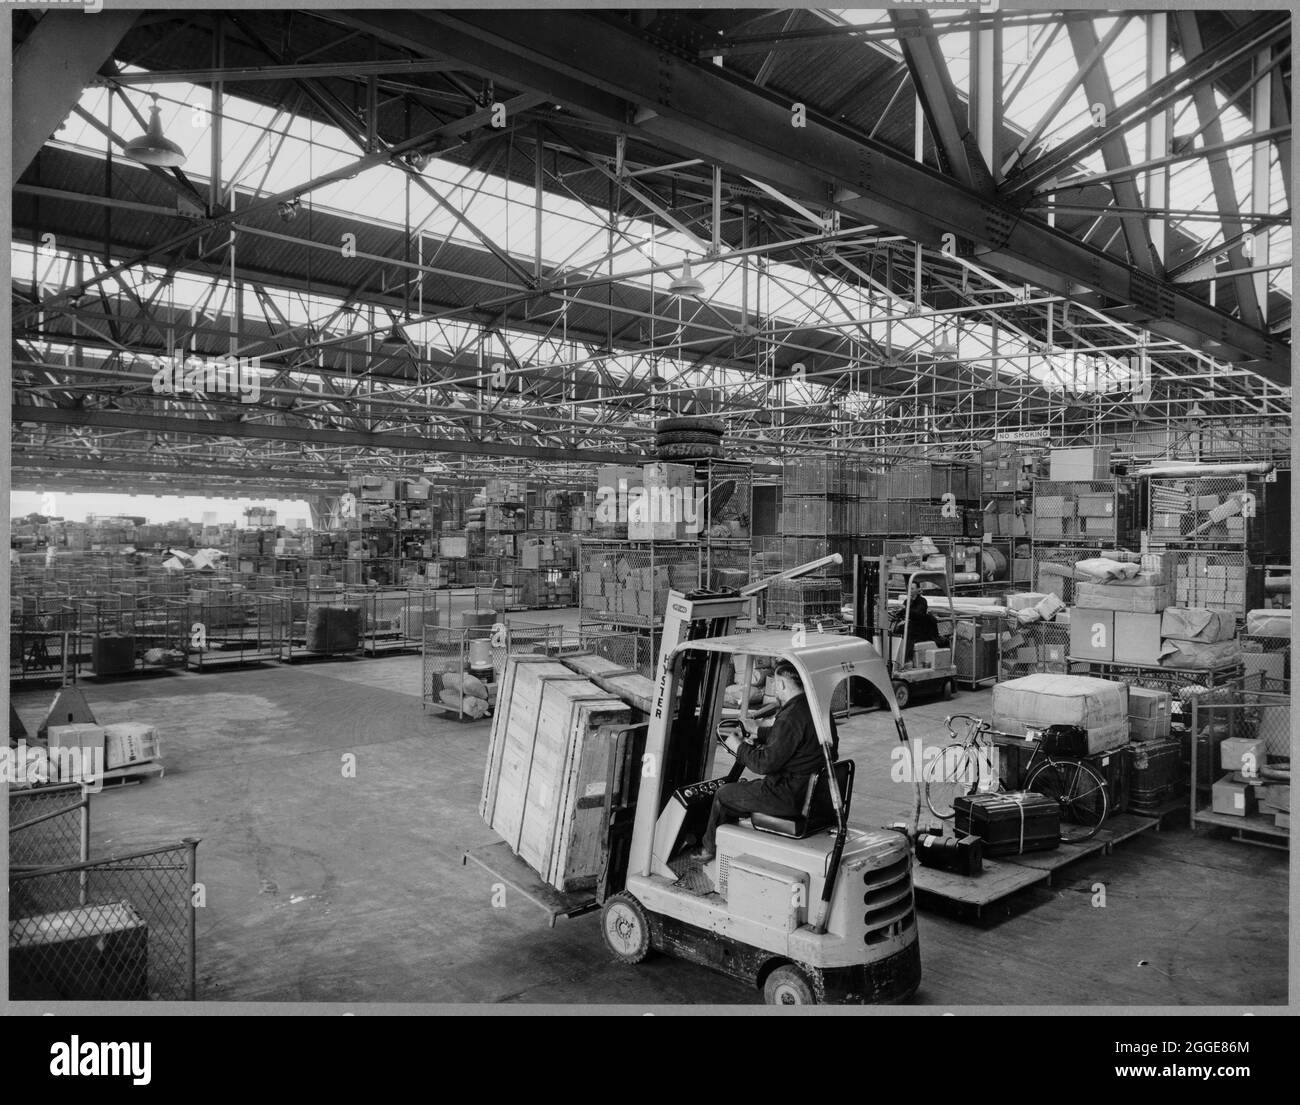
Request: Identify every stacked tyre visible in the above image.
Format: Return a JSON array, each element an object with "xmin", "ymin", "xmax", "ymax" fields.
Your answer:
[{"xmin": 655, "ymin": 416, "xmax": 724, "ymax": 460}]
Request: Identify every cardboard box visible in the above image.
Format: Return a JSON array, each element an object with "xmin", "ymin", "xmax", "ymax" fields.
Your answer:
[
  {"xmin": 1114, "ymin": 612, "xmax": 1164, "ymax": 666},
  {"xmin": 102, "ymin": 723, "xmax": 160, "ymax": 770},
  {"xmin": 1220, "ymin": 737, "xmax": 1266, "ymax": 777},
  {"xmin": 929, "ymin": 648, "xmax": 952, "ymax": 669},
  {"xmin": 1070, "ymin": 608, "xmax": 1115, "ymax": 661},
  {"xmin": 1276, "ymin": 812, "xmax": 1291, "ymax": 829},
  {"xmin": 1128, "ymin": 686, "xmax": 1172, "ymax": 719},
  {"xmin": 1049, "ymin": 447, "xmax": 1112, "ymax": 481},
  {"xmin": 1211, "ymin": 774, "xmax": 1257, "ymax": 817},
  {"xmin": 46, "ymin": 723, "xmax": 105, "ymax": 782}
]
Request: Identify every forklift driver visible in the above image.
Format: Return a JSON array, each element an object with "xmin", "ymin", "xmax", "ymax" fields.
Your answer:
[
  {"xmin": 692, "ymin": 661, "xmax": 839, "ymax": 862},
  {"xmin": 895, "ymin": 581, "xmax": 941, "ymax": 661}
]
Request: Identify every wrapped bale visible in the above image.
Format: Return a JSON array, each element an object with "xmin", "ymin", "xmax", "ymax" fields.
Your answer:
[
  {"xmin": 1159, "ymin": 639, "xmax": 1242, "ymax": 670},
  {"xmin": 1160, "ymin": 607, "xmax": 1236, "ymax": 643},
  {"xmin": 992, "ymin": 673, "xmax": 1128, "ymax": 753}
]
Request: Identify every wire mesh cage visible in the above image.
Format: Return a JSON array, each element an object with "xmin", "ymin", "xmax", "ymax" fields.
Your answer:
[
  {"xmin": 9, "ymin": 784, "xmax": 89, "ymax": 872},
  {"xmin": 763, "ymin": 576, "xmax": 847, "ymax": 630},
  {"xmin": 9, "ymin": 838, "xmax": 199, "ymax": 1001},
  {"xmin": 278, "ymin": 586, "xmax": 365, "ymax": 659},
  {"xmin": 1239, "ymin": 633, "xmax": 1291, "ymax": 693},
  {"xmin": 10, "ymin": 610, "xmax": 80, "ymax": 683},
  {"xmin": 1162, "ymin": 548, "xmax": 1265, "ymax": 618},
  {"xmin": 578, "ymin": 541, "xmax": 701, "ymax": 629},
  {"xmin": 514, "ymin": 567, "xmax": 577, "ymax": 609},
  {"xmin": 1148, "ymin": 476, "xmax": 1266, "ymax": 550},
  {"xmin": 184, "ymin": 592, "xmax": 288, "ymax": 670},
  {"xmin": 1031, "ymin": 479, "xmax": 1134, "ymax": 545},
  {"xmin": 998, "ymin": 619, "xmax": 1071, "ymax": 680},
  {"xmin": 422, "ymin": 625, "xmax": 497, "ymax": 720},
  {"xmin": 696, "ymin": 459, "xmax": 753, "ymax": 540}
]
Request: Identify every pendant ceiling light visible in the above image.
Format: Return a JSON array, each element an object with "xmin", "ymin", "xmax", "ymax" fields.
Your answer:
[
  {"xmin": 123, "ymin": 95, "xmax": 187, "ymax": 168},
  {"xmin": 668, "ymin": 258, "xmax": 705, "ymax": 296},
  {"xmin": 932, "ymin": 326, "xmax": 959, "ymax": 358}
]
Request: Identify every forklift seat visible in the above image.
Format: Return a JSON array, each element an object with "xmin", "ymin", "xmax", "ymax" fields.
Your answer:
[{"xmin": 750, "ymin": 760, "xmax": 855, "ymax": 840}]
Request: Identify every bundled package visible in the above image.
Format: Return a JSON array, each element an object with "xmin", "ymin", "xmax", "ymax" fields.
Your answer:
[
  {"xmin": 992, "ymin": 673, "xmax": 1128, "ymax": 753},
  {"xmin": 1160, "ymin": 607, "xmax": 1237, "ymax": 644},
  {"xmin": 1159, "ymin": 639, "xmax": 1242, "ymax": 670}
]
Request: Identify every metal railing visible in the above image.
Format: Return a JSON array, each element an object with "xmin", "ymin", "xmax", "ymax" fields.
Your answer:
[
  {"xmin": 9, "ymin": 784, "xmax": 90, "ymax": 874},
  {"xmin": 9, "ymin": 838, "xmax": 200, "ymax": 1001}
]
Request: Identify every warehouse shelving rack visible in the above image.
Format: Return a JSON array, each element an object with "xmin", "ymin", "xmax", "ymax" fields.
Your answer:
[{"xmin": 1189, "ymin": 689, "xmax": 1290, "ymax": 850}]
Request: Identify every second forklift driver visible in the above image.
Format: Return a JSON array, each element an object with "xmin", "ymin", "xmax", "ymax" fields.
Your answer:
[{"xmin": 692, "ymin": 661, "xmax": 839, "ymax": 862}]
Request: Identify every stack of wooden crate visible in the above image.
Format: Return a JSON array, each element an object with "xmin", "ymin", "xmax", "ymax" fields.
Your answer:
[{"xmin": 480, "ymin": 656, "xmax": 647, "ymax": 892}]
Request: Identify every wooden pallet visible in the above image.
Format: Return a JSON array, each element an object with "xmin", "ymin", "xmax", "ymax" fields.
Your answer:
[
  {"xmin": 911, "ymin": 856, "xmax": 1051, "ymax": 917},
  {"xmin": 96, "ymin": 760, "xmax": 165, "ymax": 788}
]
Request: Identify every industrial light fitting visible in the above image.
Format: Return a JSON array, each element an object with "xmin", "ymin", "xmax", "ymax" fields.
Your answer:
[
  {"xmin": 668, "ymin": 258, "xmax": 705, "ymax": 296},
  {"xmin": 932, "ymin": 327, "xmax": 959, "ymax": 358},
  {"xmin": 277, "ymin": 198, "xmax": 302, "ymax": 222},
  {"xmin": 123, "ymin": 95, "xmax": 187, "ymax": 168},
  {"xmin": 382, "ymin": 324, "xmax": 409, "ymax": 349}
]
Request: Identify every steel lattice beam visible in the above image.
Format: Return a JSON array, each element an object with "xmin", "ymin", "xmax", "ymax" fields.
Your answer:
[{"xmin": 340, "ymin": 8, "xmax": 1286, "ymax": 378}]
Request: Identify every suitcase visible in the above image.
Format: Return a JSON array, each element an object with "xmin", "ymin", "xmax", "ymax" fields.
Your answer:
[
  {"xmin": 1083, "ymin": 747, "xmax": 1130, "ymax": 819},
  {"xmin": 954, "ymin": 791, "xmax": 1060, "ymax": 855},
  {"xmin": 92, "ymin": 634, "xmax": 136, "ymax": 675},
  {"xmin": 914, "ymin": 832, "xmax": 984, "ymax": 875},
  {"xmin": 1128, "ymin": 737, "xmax": 1185, "ymax": 813}
]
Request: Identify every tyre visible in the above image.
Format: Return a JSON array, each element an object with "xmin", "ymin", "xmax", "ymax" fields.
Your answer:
[
  {"xmin": 942, "ymin": 678, "xmax": 955, "ymax": 701},
  {"xmin": 655, "ymin": 429, "xmax": 725, "ymax": 447},
  {"xmin": 924, "ymin": 742, "xmax": 980, "ymax": 821},
  {"xmin": 600, "ymin": 892, "xmax": 651, "ymax": 964},
  {"xmin": 763, "ymin": 964, "xmax": 817, "ymax": 1006},
  {"xmin": 656, "ymin": 416, "xmax": 725, "ymax": 435},
  {"xmin": 892, "ymin": 680, "xmax": 911, "ymax": 709},
  {"xmin": 1025, "ymin": 760, "xmax": 1109, "ymax": 842}
]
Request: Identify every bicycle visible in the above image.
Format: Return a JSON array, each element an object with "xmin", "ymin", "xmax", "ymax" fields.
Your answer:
[{"xmin": 923, "ymin": 713, "xmax": 1111, "ymax": 843}]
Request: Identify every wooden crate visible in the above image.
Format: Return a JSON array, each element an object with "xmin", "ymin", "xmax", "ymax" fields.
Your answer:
[{"xmin": 481, "ymin": 657, "xmax": 636, "ymax": 891}]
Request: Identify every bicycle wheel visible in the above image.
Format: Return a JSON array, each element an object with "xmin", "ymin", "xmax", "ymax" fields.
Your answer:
[
  {"xmin": 924, "ymin": 742, "xmax": 983, "ymax": 821},
  {"xmin": 1025, "ymin": 759, "xmax": 1109, "ymax": 842}
]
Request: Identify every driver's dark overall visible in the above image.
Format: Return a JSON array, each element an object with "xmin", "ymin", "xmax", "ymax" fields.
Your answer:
[{"xmin": 700, "ymin": 692, "xmax": 839, "ymax": 853}]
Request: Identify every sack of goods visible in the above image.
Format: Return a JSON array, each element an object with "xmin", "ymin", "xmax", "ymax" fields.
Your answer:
[
  {"xmin": 954, "ymin": 792, "xmax": 1060, "ymax": 855},
  {"xmin": 439, "ymin": 671, "xmax": 491, "ymax": 718},
  {"xmin": 992, "ymin": 673, "xmax": 1128, "ymax": 754}
]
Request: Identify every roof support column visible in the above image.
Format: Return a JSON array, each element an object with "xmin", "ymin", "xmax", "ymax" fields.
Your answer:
[
  {"xmin": 1144, "ymin": 12, "xmax": 1171, "ymax": 266},
  {"xmin": 1250, "ymin": 49, "xmax": 1273, "ymax": 324},
  {"xmin": 1171, "ymin": 12, "xmax": 1263, "ymax": 329},
  {"xmin": 969, "ymin": 14, "xmax": 1002, "ymax": 183}
]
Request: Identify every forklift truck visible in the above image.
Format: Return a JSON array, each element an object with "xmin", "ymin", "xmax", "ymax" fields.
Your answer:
[
  {"xmin": 850, "ymin": 556, "xmax": 958, "ymax": 709},
  {"xmin": 465, "ymin": 554, "xmax": 923, "ymax": 1005}
]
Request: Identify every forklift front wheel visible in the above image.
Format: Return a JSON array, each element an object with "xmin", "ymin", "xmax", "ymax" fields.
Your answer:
[
  {"xmin": 600, "ymin": 892, "xmax": 651, "ymax": 965},
  {"xmin": 942, "ymin": 678, "xmax": 955, "ymax": 701},
  {"xmin": 892, "ymin": 681, "xmax": 911, "ymax": 710},
  {"xmin": 763, "ymin": 964, "xmax": 817, "ymax": 1006}
]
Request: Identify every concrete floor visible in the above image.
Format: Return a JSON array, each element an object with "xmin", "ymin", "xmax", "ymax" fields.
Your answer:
[{"xmin": 10, "ymin": 620, "xmax": 1288, "ymax": 1007}]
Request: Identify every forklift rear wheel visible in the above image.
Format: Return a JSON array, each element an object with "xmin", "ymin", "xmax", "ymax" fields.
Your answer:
[
  {"xmin": 942, "ymin": 678, "xmax": 955, "ymax": 701},
  {"xmin": 764, "ymin": 965, "xmax": 817, "ymax": 1005},
  {"xmin": 892, "ymin": 681, "xmax": 911, "ymax": 709},
  {"xmin": 600, "ymin": 893, "xmax": 651, "ymax": 964}
]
